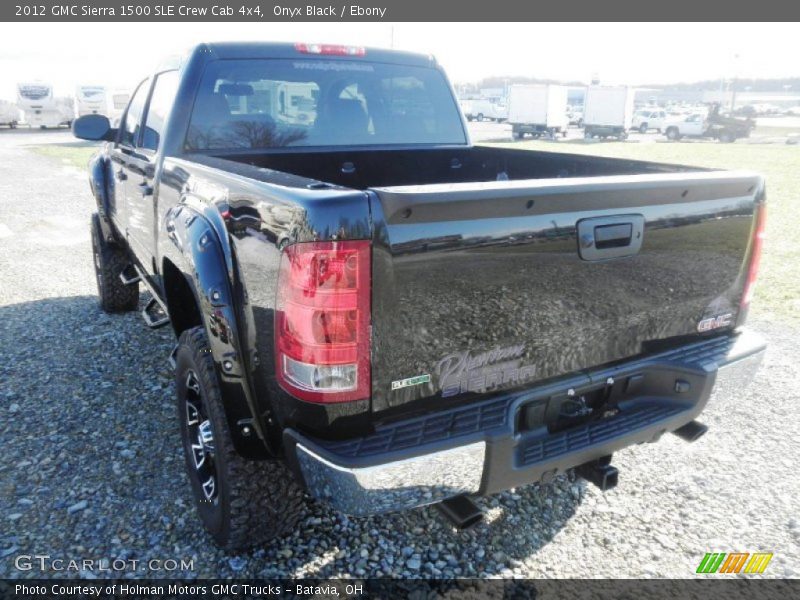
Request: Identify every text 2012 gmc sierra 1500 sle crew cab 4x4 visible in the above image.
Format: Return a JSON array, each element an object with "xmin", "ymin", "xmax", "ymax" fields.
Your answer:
[{"xmin": 74, "ymin": 42, "xmax": 767, "ymax": 550}]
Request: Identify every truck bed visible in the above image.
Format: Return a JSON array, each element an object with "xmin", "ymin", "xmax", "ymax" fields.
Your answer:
[{"xmin": 207, "ymin": 145, "xmax": 699, "ymax": 189}]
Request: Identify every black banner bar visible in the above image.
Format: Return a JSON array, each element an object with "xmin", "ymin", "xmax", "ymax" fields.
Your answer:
[
  {"xmin": 2, "ymin": 0, "xmax": 800, "ymax": 22},
  {"xmin": 2, "ymin": 579, "xmax": 800, "ymax": 600}
]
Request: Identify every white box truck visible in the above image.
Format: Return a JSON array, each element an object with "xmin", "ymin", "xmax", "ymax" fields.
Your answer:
[
  {"xmin": 583, "ymin": 86, "xmax": 635, "ymax": 140},
  {"xmin": 508, "ymin": 85, "xmax": 569, "ymax": 139}
]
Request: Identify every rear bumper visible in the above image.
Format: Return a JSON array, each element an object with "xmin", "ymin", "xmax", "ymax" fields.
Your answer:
[{"xmin": 286, "ymin": 329, "xmax": 765, "ymax": 516}]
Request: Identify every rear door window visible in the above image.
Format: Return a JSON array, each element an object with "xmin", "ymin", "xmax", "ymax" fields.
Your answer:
[
  {"xmin": 119, "ymin": 79, "xmax": 150, "ymax": 148},
  {"xmin": 142, "ymin": 71, "xmax": 180, "ymax": 151}
]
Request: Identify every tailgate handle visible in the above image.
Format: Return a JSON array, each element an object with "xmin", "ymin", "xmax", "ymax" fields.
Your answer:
[
  {"xmin": 595, "ymin": 223, "xmax": 633, "ymax": 248},
  {"xmin": 577, "ymin": 215, "xmax": 644, "ymax": 261}
]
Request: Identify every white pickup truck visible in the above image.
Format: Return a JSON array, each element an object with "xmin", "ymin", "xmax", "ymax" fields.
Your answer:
[
  {"xmin": 664, "ymin": 107, "xmax": 755, "ymax": 143},
  {"xmin": 460, "ymin": 98, "xmax": 508, "ymax": 122},
  {"xmin": 632, "ymin": 108, "xmax": 667, "ymax": 133}
]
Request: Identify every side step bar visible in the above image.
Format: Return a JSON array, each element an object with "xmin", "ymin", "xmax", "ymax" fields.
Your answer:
[
  {"xmin": 168, "ymin": 345, "xmax": 178, "ymax": 370},
  {"xmin": 123, "ymin": 263, "xmax": 171, "ymax": 329},
  {"xmin": 142, "ymin": 297, "xmax": 170, "ymax": 329},
  {"xmin": 118, "ymin": 265, "xmax": 141, "ymax": 286}
]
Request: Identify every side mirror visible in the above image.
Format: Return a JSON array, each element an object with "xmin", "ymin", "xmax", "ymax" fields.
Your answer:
[{"xmin": 73, "ymin": 114, "xmax": 116, "ymax": 142}]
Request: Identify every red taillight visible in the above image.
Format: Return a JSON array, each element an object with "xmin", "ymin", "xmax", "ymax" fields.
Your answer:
[
  {"xmin": 741, "ymin": 203, "xmax": 767, "ymax": 309},
  {"xmin": 294, "ymin": 43, "xmax": 366, "ymax": 57},
  {"xmin": 275, "ymin": 241, "xmax": 371, "ymax": 403}
]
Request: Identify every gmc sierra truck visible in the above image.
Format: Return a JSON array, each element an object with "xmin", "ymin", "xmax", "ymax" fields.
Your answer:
[{"xmin": 74, "ymin": 42, "xmax": 767, "ymax": 550}]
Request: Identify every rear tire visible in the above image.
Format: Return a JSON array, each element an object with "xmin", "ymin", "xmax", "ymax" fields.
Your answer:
[
  {"xmin": 639, "ymin": 123, "xmax": 648, "ymax": 134},
  {"xmin": 666, "ymin": 127, "xmax": 681, "ymax": 141},
  {"xmin": 91, "ymin": 213, "xmax": 139, "ymax": 313},
  {"xmin": 175, "ymin": 326, "xmax": 305, "ymax": 550},
  {"xmin": 718, "ymin": 131, "xmax": 735, "ymax": 143}
]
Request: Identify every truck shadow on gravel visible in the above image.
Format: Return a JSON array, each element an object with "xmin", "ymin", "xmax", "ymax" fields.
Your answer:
[
  {"xmin": 269, "ymin": 474, "xmax": 589, "ymax": 578},
  {"xmin": 0, "ymin": 295, "xmax": 586, "ymax": 579}
]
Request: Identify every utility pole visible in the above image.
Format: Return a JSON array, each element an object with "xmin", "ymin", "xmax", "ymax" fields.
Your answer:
[{"xmin": 730, "ymin": 53, "xmax": 740, "ymax": 113}]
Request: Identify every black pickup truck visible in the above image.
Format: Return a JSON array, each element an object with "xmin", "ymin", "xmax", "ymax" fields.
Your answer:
[{"xmin": 74, "ymin": 42, "xmax": 767, "ymax": 550}]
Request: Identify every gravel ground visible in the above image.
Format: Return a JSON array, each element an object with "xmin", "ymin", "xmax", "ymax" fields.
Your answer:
[{"xmin": 0, "ymin": 129, "xmax": 798, "ymax": 580}]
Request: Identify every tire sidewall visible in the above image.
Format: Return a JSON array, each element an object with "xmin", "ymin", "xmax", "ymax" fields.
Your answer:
[
  {"xmin": 175, "ymin": 339, "xmax": 232, "ymax": 545},
  {"xmin": 90, "ymin": 213, "xmax": 138, "ymax": 312},
  {"xmin": 90, "ymin": 215, "xmax": 104, "ymax": 297}
]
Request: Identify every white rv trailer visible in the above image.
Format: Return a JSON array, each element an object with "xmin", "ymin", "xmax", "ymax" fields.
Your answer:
[
  {"xmin": 507, "ymin": 84, "xmax": 569, "ymax": 139},
  {"xmin": 108, "ymin": 90, "xmax": 132, "ymax": 124},
  {"xmin": 17, "ymin": 82, "xmax": 73, "ymax": 128},
  {"xmin": 582, "ymin": 86, "xmax": 636, "ymax": 139},
  {"xmin": 74, "ymin": 85, "xmax": 108, "ymax": 118},
  {"xmin": 224, "ymin": 80, "xmax": 318, "ymax": 126},
  {"xmin": 0, "ymin": 100, "xmax": 21, "ymax": 128}
]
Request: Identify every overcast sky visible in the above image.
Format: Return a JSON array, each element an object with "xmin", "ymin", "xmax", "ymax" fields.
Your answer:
[{"xmin": 0, "ymin": 22, "xmax": 797, "ymax": 100}]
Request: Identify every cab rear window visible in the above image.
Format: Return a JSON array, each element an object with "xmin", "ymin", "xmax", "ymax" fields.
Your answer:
[{"xmin": 185, "ymin": 59, "xmax": 467, "ymax": 150}]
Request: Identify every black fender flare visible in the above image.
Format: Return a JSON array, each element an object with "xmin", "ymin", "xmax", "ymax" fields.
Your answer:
[
  {"xmin": 88, "ymin": 150, "xmax": 115, "ymax": 241},
  {"xmin": 161, "ymin": 197, "xmax": 275, "ymax": 458}
]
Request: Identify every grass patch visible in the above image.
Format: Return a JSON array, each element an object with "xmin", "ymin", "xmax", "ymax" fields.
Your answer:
[
  {"xmin": 753, "ymin": 125, "xmax": 800, "ymax": 137},
  {"xmin": 27, "ymin": 144, "xmax": 99, "ymax": 170},
  {"xmin": 489, "ymin": 139, "xmax": 800, "ymax": 325}
]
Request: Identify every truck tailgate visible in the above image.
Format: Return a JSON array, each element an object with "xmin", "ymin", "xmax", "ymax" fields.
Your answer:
[{"xmin": 368, "ymin": 171, "xmax": 762, "ymax": 414}]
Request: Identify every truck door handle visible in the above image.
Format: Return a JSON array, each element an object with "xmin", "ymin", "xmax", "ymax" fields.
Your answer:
[
  {"xmin": 115, "ymin": 169, "xmax": 127, "ymax": 181},
  {"xmin": 138, "ymin": 182, "xmax": 154, "ymax": 197},
  {"xmin": 577, "ymin": 215, "xmax": 644, "ymax": 261}
]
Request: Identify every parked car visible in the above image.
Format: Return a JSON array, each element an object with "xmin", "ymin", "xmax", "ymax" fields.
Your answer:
[
  {"xmin": 74, "ymin": 42, "xmax": 766, "ymax": 550},
  {"xmin": 631, "ymin": 108, "xmax": 667, "ymax": 133}
]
